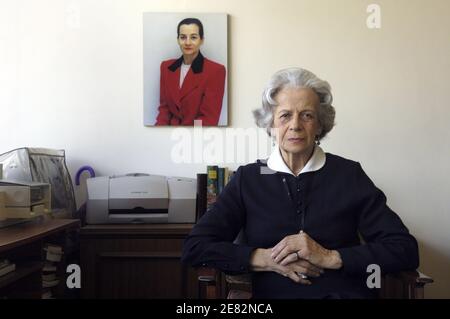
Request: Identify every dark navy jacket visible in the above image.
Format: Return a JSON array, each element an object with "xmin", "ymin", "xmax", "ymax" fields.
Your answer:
[{"xmin": 181, "ymin": 153, "xmax": 419, "ymax": 298}]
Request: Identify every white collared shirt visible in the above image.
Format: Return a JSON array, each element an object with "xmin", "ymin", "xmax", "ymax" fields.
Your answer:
[
  {"xmin": 266, "ymin": 145, "xmax": 326, "ymax": 176},
  {"xmin": 179, "ymin": 63, "xmax": 191, "ymax": 88}
]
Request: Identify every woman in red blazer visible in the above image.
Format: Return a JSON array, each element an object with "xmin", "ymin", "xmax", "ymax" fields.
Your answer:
[{"xmin": 155, "ymin": 18, "xmax": 226, "ymax": 126}]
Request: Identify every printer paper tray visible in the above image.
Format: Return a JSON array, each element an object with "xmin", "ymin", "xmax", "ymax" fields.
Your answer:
[
  {"xmin": 109, "ymin": 213, "xmax": 168, "ymax": 219},
  {"xmin": 109, "ymin": 208, "xmax": 168, "ymax": 214}
]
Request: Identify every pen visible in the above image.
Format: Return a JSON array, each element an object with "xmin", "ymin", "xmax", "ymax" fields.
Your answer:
[{"xmin": 282, "ymin": 177, "xmax": 293, "ymax": 201}]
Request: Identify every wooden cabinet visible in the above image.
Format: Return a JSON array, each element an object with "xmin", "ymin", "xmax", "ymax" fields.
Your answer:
[
  {"xmin": 80, "ymin": 224, "xmax": 197, "ymax": 299},
  {"xmin": 0, "ymin": 218, "xmax": 80, "ymax": 299}
]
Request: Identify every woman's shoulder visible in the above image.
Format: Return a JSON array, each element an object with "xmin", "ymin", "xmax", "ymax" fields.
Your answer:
[
  {"xmin": 236, "ymin": 160, "xmax": 276, "ymax": 177},
  {"xmin": 160, "ymin": 59, "xmax": 178, "ymax": 68},
  {"xmin": 324, "ymin": 152, "xmax": 362, "ymax": 172},
  {"xmin": 203, "ymin": 58, "xmax": 226, "ymax": 71}
]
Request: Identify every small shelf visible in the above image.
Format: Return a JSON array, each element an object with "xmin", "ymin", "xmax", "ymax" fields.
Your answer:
[
  {"xmin": 0, "ymin": 219, "xmax": 80, "ymax": 299},
  {"xmin": 0, "ymin": 261, "xmax": 43, "ymax": 289}
]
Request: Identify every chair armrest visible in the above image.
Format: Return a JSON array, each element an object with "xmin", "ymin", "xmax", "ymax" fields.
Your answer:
[
  {"xmin": 391, "ymin": 270, "xmax": 434, "ymax": 286},
  {"xmin": 381, "ymin": 270, "xmax": 434, "ymax": 299},
  {"xmin": 197, "ymin": 267, "xmax": 253, "ymax": 299},
  {"xmin": 199, "ymin": 268, "xmax": 434, "ymax": 299},
  {"xmin": 197, "ymin": 267, "xmax": 223, "ymax": 299},
  {"xmin": 198, "ymin": 267, "xmax": 218, "ymax": 283}
]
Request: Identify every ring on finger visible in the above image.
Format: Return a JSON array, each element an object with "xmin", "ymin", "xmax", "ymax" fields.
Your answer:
[{"xmin": 297, "ymin": 272, "xmax": 308, "ymax": 279}]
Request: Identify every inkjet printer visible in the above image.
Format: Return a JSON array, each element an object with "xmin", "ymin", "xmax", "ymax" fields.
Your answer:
[{"xmin": 86, "ymin": 174, "xmax": 196, "ymax": 224}]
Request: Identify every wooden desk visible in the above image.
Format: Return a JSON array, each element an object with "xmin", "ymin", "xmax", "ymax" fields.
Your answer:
[
  {"xmin": 80, "ymin": 223, "xmax": 197, "ymax": 299},
  {"xmin": 0, "ymin": 218, "xmax": 80, "ymax": 299}
]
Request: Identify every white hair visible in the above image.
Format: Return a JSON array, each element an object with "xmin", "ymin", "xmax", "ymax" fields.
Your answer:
[{"xmin": 253, "ymin": 67, "xmax": 335, "ymax": 139}]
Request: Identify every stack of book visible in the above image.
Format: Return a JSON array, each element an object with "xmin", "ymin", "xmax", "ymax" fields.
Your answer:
[
  {"xmin": 0, "ymin": 259, "xmax": 16, "ymax": 277},
  {"xmin": 196, "ymin": 166, "xmax": 235, "ymax": 221},
  {"xmin": 41, "ymin": 244, "xmax": 63, "ymax": 299}
]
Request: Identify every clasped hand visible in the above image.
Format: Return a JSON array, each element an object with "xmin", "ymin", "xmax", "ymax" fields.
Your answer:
[{"xmin": 269, "ymin": 231, "xmax": 342, "ymax": 284}]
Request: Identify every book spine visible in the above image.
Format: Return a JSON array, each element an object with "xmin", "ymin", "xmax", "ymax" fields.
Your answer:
[
  {"xmin": 223, "ymin": 167, "xmax": 230, "ymax": 186},
  {"xmin": 206, "ymin": 166, "xmax": 218, "ymax": 210},
  {"xmin": 196, "ymin": 173, "xmax": 207, "ymax": 221},
  {"xmin": 217, "ymin": 167, "xmax": 225, "ymax": 195},
  {"xmin": 0, "ymin": 263, "xmax": 15, "ymax": 277}
]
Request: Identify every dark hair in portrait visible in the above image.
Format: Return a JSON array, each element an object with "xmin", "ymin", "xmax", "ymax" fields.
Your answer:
[{"xmin": 177, "ymin": 18, "xmax": 204, "ymax": 39}]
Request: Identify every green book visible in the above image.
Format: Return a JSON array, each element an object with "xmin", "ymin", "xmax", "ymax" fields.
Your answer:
[{"xmin": 206, "ymin": 165, "xmax": 218, "ymax": 209}]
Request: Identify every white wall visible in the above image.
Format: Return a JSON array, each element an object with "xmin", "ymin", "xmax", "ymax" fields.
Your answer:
[{"xmin": 0, "ymin": 0, "xmax": 449, "ymax": 298}]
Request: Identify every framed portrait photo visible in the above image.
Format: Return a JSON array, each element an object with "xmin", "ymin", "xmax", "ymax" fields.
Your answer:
[{"xmin": 143, "ymin": 13, "xmax": 228, "ymax": 126}]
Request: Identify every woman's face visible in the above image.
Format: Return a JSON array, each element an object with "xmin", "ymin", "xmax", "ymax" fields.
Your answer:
[
  {"xmin": 177, "ymin": 24, "xmax": 203, "ymax": 58},
  {"xmin": 272, "ymin": 87, "xmax": 322, "ymax": 157}
]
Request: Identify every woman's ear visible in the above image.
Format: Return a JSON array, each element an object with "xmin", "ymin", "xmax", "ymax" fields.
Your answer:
[
  {"xmin": 270, "ymin": 126, "xmax": 281, "ymax": 146},
  {"xmin": 316, "ymin": 126, "xmax": 323, "ymax": 137},
  {"xmin": 270, "ymin": 126, "xmax": 276, "ymax": 138}
]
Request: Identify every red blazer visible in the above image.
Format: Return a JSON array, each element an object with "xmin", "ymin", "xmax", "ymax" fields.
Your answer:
[{"xmin": 155, "ymin": 53, "xmax": 226, "ymax": 126}]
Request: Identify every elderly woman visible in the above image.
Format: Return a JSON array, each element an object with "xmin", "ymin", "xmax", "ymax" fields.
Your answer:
[{"xmin": 181, "ymin": 68, "xmax": 419, "ymax": 298}]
